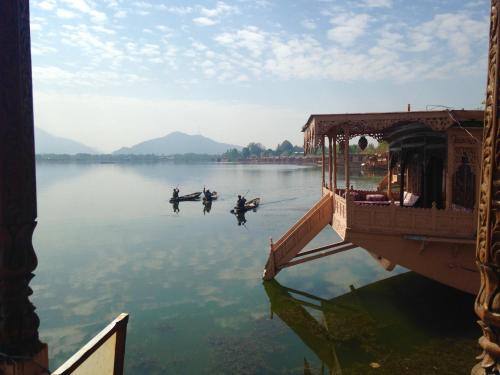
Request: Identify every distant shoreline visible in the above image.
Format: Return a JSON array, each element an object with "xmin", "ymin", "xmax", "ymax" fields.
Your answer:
[{"xmin": 35, "ymin": 153, "xmax": 322, "ymax": 165}]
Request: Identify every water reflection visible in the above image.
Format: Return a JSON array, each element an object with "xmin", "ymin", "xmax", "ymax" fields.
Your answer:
[
  {"xmin": 264, "ymin": 272, "xmax": 478, "ymax": 374},
  {"xmin": 235, "ymin": 212, "xmax": 247, "ymax": 226},
  {"xmin": 203, "ymin": 201, "xmax": 212, "ymax": 215},
  {"xmin": 171, "ymin": 201, "xmax": 180, "ymax": 214}
]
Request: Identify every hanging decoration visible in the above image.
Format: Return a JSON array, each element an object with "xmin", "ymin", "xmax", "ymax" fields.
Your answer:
[{"xmin": 358, "ymin": 136, "xmax": 368, "ymax": 151}]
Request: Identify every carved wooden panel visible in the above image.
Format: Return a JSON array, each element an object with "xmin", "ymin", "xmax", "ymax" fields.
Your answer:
[
  {"xmin": 474, "ymin": 0, "xmax": 500, "ymax": 372},
  {"xmin": 0, "ymin": 0, "xmax": 42, "ymax": 357}
]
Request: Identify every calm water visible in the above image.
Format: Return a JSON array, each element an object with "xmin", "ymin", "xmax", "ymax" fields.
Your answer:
[{"xmin": 33, "ymin": 162, "xmax": 478, "ymax": 374}]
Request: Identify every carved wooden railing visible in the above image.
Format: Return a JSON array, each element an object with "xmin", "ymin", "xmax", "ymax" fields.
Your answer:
[
  {"xmin": 263, "ymin": 193, "xmax": 333, "ymax": 280},
  {"xmin": 349, "ymin": 201, "xmax": 476, "ymax": 239}
]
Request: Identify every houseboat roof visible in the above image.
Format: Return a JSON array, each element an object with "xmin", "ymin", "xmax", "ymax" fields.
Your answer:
[{"xmin": 302, "ymin": 110, "xmax": 483, "ymax": 153}]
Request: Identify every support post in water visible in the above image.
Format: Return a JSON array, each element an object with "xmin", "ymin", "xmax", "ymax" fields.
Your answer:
[
  {"xmin": 473, "ymin": 1, "xmax": 500, "ymax": 374},
  {"xmin": 0, "ymin": 1, "xmax": 48, "ymax": 373}
]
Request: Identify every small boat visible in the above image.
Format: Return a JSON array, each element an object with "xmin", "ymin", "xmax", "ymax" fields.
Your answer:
[
  {"xmin": 202, "ymin": 191, "xmax": 218, "ymax": 202},
  {"xmin": 231, "ymin": 198, "xmax": 260, "ymax": 213},
  {"xmin": 169, "ymin": 192, "xmax": 202, "ymax": 203}
]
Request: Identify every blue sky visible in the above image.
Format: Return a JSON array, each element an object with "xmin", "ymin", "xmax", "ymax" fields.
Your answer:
[{"xmin": 31, "ymin": 0, "xmax": 489, "ymax": 152}]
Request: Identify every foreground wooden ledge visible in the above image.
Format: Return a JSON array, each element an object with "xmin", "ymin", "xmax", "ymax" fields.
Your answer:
[{"xmin": 53, "ymin": 313, "xmax": 129, "ymax": 375}]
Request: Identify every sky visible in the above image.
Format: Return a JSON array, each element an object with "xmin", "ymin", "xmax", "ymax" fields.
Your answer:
[{"xmin": 31, "ymin": 0, "xmax": 490, "ymax": 152}]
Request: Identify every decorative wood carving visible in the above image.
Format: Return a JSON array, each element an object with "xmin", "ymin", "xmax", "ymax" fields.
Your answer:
[
  {"xmin": 474, "ymin": 1, "xmax": 500, "ymax": 373},
  {"xmin": 303, "ymin": 110, "xmax": 484, "ymax": 154},
  {"xmin": 0, "ymin": 0, "xmax": 43, "ymax": 358}
]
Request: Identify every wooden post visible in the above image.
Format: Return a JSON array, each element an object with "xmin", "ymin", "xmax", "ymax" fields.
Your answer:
[
  {"xmin": 399, "ymin": 152, "xmax": 405, "ymax": 206},
  {"xmin": 0, "ymin": 1, "xmax": 48, "ymax": 373},
  {"xmin": 387, "ymin": 152, "xmax": 392, "ymax": 199},
  {"xmin": 473, "ymin": 1, "xmax": 500, "ymax": 373},
  {"xmin": 333, "ymin": 133, "xmax": 337, "ymax": 192},
  {"xmin": 446, "ymin": 133, "xmax": 454, "ymax": 209},
  {"xmin": 321, "ymin": 137, "xmax": 325, "ymax": 188},
  {"xmin": 344, "ymin": 129, "xmax": 350, "ymax": 190},
  {"xmin": 328, "ymin": 136, "xmax": 333, "ymax": 191}
]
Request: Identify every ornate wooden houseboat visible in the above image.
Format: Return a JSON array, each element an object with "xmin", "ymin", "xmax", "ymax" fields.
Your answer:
[{"xmin": 263, "ymin": 110, "xmax": 484, "ymax": 294}]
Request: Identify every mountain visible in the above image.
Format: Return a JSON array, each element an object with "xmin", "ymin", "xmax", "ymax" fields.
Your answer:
[
  {"xmin": 113, "ymin": 132, "xmax": 242, "ymax": 155},
  {"xmin": 35, "ymin": 127, "xmax": 98, "ymax": 154}
]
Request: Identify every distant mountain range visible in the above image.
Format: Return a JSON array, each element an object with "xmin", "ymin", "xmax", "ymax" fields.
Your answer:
[
  {"xmin": 113, "ymin": 131, "xmax": 242, "ymax": 155},
  {"xmin": 35, "ymin": 127, "xmax": 98, "ymax": 154}
]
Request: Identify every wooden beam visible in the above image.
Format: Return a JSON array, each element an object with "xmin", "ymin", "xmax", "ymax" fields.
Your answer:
[
  {"xmin": 294, "ymin": 241, "xmax": 349, "ymax": 258},
  {"xmin": 281, "ymin": 243, "xmax": 357, "ymax": 268}
]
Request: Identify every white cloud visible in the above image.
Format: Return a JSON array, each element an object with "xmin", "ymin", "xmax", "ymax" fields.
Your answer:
[
  {"xmin": 193, "ymin": 17, "xmax": 218, "ymax": 26},
  {"xmin": 301, "ymin": 19, "xmax": 317, "ymax": 30},
  {"xmin": 200, "ymin": 1, "xmax": 238, "ymax": 17},
  {"xmin": 56, "ymin": 9, "xmax": 80, "ymax": 19},
  {"xmin": 36, "ymin": 0, "xmax": 57, "ymax": 11},
  {"xmin": 410, "ymin": 13, "xmax": 488, "ymax": 58},
  {"xmin": 158, "ymin": 5, "xmax": 193, "ymax": 15},
  {"xmin": 114, "ymin": 10, "xmax": 127, "ymax": 18},
  {"xmin": 91, "ymin": 25, "xmax": 115, "ymax": 35},
  {"xmin": 362, "ymin": 0, "xmax": 392, "ymax": 8},
  {"xmin": 214, "ymin": 26, "xmax": 267, "ymax": 57},
  {"xmin": 327, "ymin": 13, "xmax": 371, "ymax": 46},
  {"xmin": 60, "ymin": 0, "xmax": 107, "ymax": 23},
  {"xmin": 133, "ymin": 1, "xmax": 153, "ymax": 8}
]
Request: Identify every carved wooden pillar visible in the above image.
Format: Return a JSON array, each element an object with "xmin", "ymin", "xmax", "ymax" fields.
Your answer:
[
  {"xmin": 387, "ymin": 152, "xmax": 392, "ymax": 199},
  {"xmin": 0, "ymin": 1, "xmax": 48, "ymax": 374},
  {"xmin": 473, "ymin": 1, "xmax": 500, "ymax": 374},
  {"xmin": 321, "ymin": 137, "xmax": 325, "ymax": 188},
  {"xmin": 328, "ymin": 136, "xmax": 333, "ymax": 190},
  {"xmin": 344, "ymin": 129, "xmax": 350, "ymax": 190},
  {"xmin": 446, "ymin": 133, "xmax": 454, "ymax": 209},
  {"xmin": 333, "ymin": 132, "xmax": 337, "ymax": 192}
]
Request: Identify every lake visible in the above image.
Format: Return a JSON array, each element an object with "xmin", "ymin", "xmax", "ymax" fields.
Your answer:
[{"xmin": 32, "ymin": 162, "xmax": 478, "ymax": 374}]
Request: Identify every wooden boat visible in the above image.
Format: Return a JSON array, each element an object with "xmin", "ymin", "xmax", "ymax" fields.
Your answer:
[
  {"xmin": 202, "ymin": 191, "xmax": 218, "ymax": 202},
  {"xmin": 169, "ymin": 192, "xmax": 202, "ymax": 203},
  {"xmin": 231, "ymin": 198, "xmax": 260, "ymax": 213}
]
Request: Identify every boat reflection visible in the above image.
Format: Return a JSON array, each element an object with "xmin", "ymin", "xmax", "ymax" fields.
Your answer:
[
  {"xmin": 263, "ymin": 272, "xmax": 477, "ymax": 374},
  {"xmin": 203, "ymin": 201, "xmax": 212, "ymax": 215},
  {"xmin": 235, "ymin": 212, "xmax": 247, "ymax": 226}
]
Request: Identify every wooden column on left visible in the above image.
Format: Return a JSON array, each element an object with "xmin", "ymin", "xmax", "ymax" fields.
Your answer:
[{"xmin": 0, "ymin": 1, "xmax": 48, "ymax": 374}]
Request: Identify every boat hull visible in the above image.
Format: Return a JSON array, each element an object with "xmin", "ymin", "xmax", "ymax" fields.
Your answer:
[{"xmin": 344, "ymin": 230, "xmax": 479, "ymax": 294}]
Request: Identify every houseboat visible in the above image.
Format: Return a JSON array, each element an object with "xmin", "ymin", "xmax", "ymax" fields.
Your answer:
[{"xmin": 263, "ymin": 110, "xmax": 483, "ymax": 294}]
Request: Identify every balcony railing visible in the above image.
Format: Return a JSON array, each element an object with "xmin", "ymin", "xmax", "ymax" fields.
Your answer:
[{"xmin": 327, "ymin": 188, "xmax": 476, "ymax": 240}]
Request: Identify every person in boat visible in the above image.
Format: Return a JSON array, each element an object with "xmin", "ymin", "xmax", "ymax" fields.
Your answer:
[
  {"xmin": 237, "ymin": 195, "xmax": 246, "ymax": 210},
  {"xmin": 203, "ymin": 187, "xmax": 213, "ymax": 202},
  {"xmin": 173, "ymin": 187, "xmax": 179, "ymax": 199}
]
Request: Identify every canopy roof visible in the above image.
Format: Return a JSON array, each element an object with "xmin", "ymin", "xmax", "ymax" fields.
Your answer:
[{"xmin": 302, "ymin": 110, "xmax": 483, "ymax": 154}]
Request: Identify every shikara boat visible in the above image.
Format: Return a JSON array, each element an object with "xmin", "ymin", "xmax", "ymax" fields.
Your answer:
[
  {"xmin": 169, "ymin": 192, "xmax": 202, "ymax": 203},
  {"xmin": 231, "ymin": 198, "xmax": 260, "ymax": 214}
]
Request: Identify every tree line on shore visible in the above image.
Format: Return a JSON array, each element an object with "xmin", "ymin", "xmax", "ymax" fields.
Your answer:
[{"xmin": 222, "ymin": 140, "xmax": 388, "ymax": 161}]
